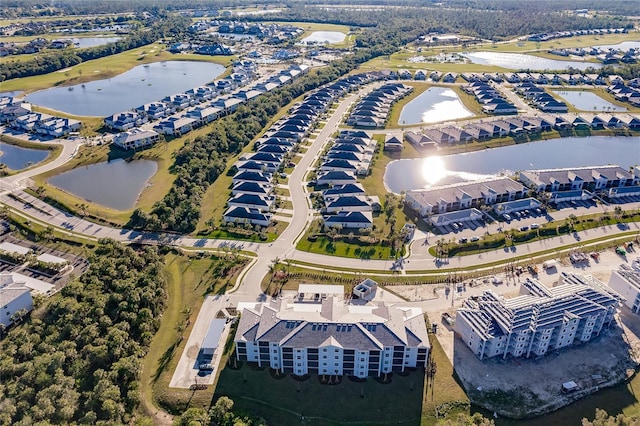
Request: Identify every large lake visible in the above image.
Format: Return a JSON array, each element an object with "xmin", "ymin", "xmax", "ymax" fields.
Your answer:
[
  {"xmin": 553, "ymin": 90, "xmax": 627, "ymax": 112},
  {"xmin": 300, "ymin": 31, "xmax": 346, "ymax": 44},
  {"xmin": 384, "ymin": 136, "xmax": 640, "ymax": 193},
  {"xmin": 48, "ymin": 159, "xmax": 158, "ymax": 210},
  {"xmin": 0, "ymin": 142, "xmax": 49, "ymax": 170},
  {"xmin": 399, "ymin": 87, "xmax": 474, "ymax": 125},
  {"xmin": 71, "ymin": 36, "xmax": 122, "ymax": 48},
  {"xmin": 462, "ymin": 52, "xmax": 602, "ymax": 71},
  {"xmin": 26, "ymin": 61, "xmax": 225, "ymax": 117}
]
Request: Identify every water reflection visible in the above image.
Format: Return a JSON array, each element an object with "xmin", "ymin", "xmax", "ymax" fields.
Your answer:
[
  {"xmin": 553, "ymin": 90, "xmax": 627, "ymax": 112},
  {"xmin": 300, "ymin": 31, "xmax": 346, "ymax": 44},
  {"xmin": 0, "ymin": 142, "xmax": 49, "ymax": 170},
  {"xmin": 399, "ymin": 87, "xmax": 474, "ymax": 125},
  {"xmin": 384, "ymin": 136, "xmax": 639, "ymax": 193},
  {"xmin": 462, "ymin": 52, "xmax": 602, "ymax": 71}
]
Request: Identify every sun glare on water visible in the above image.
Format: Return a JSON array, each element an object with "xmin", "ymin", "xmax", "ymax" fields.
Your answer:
[{"xmin": 421, "ymin": 156, "xmax": 447, "ymax": 186}]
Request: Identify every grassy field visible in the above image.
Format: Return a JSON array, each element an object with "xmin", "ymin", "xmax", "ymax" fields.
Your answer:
[
  {"xmin": 140, "ymin": 251, "xmax": 248, "ymax": 416},
  {"xmin": 0, "ymin": 42, "xmax": 234, "ymax": 93},
  {"xmin": 422, "ymin": 336, "xmax": 470, "ymax": 423},
  {"xmin": 215, "ymin": 362, "xmax": 425, "ymax": 425}
]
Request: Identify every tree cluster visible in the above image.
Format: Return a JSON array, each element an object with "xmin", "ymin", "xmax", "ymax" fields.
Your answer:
[
  {"xmin": 173, "ymin": 397, "xmax": 267, "ymax": 426},
  {"xmin": 0, "ymin": 15, "xmax": 190, "ymax": 81},
  {"xmin": 251, "ymin": 2, "xmax": 632, "ymax": 41},
  {"xmin": 0, "ymin": 239, "xmax": 167, "ymax": 425}
]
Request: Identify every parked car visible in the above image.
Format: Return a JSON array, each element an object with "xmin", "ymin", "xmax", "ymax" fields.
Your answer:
[
  {"xmin": 459, "ymin": 237, "xmax": 468, "ymax": 244},
  {"xmin": 520, "ymin": 226, "xmax": 529, "ymax": 231},
  {"xmin": 452, "ymin": 223, "xmax": 459, "ymax": 230},
  {"xmin": 470, "ymin": 236, "xmax": 480, "ymax": 242},
  {"xmin": 199, "ymin": 363, "xmax": 214, "ymax": 371},
  {"xmin": 503, "ymin": 214, "xmax": 511, "ymax": 221},
  {"xmin": 530, "ymin": 223, "xmax": 540, "ymax": 229}
]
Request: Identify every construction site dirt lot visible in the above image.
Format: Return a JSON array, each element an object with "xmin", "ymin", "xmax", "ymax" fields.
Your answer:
[
  {"xmin": 452, "ymin": 314, "xmax": 638, "ymax": 419},
  {"xmin": 389, "ymin": 250, "xmax": 640, "ymax": 419}
]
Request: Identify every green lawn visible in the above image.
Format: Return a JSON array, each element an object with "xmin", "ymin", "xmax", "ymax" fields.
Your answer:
[
  {"xmin": 215, "ymin": 363, "xmax": 424, "ymax": 426},
  {"xmin": 422, "ymin": 336, "xmax": 470, "ymax": 423},
  {"xmin": 141, "ymin": 252, "xmax": 248, "ymax": 416}
]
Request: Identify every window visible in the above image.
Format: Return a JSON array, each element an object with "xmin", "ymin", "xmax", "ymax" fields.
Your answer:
[{"xmin": 297, "ymin": 356, "xmax": 301, "ymax": 359}]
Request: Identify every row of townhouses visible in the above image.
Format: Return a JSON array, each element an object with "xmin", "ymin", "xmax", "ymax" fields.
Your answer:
[
  {"xmin": 462, "ymin": 81, "xmax": 517, "ymax": 115},
  {"xmin": 405, "ymin": 165, "xmax": 640, "ymax": 226},
  {"xmin": 234, "ymin": 283, "xmax": 430, "ymax": 378},
  {"xmin": 222, "ymin": 72, "xmax": 385, "ymax": 229},
  {"xmin": 514, "ymin": 82, "xmax": 569, "ymax": 113},
  {"xmin": 404, "ymin": 112, "xmax": 640, "ymax": 149},
  {"xmin": 316, "ymin": 129, "xmax": 380, "ymax": 230},
  {"xmin": 0, "ymin": 97, "xmax": 81, "ymax": 138},
  {"xmin": 346, "ymin": 83, "xmax": 413, "ymax": 128},
  {"xmin": 111, "ymin": 62, "xmax": 307, "ymax": 150}
]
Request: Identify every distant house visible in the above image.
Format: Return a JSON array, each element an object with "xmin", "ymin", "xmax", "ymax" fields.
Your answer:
[
  {"xmin": 324, "ymin": 211, "xmax": 373, "ymax": 229},
  {"xmin": 315, "ymin": 170, "xmax": 358, "ymax": 186},
  {"xmin": 154, "ymin": 116, "xmax": 197, "ymax": 136},
  {"xmin": 105, "ymin": 111, "xmax": 147, "ymax": 131},
  {"xmin": 383, "ymin": 134, "xmax": 403, "ymax": 151},
  {"xmin": 0, "ymin": 274, "xmax": 33, "ymax": 328},
  {"xmin": 36, "ymin": 117, "xmax": 81, "ymax": 137},
  {"xmin": 223, "ymin": 206, "xmax": 271, "ymax": 227},
  {"xmin": 227, "ymin": 193, "xmax": 275, "ymax": 212},
  {"xmin": 113, "ymin": 128, "xmax": 160, "ymax": 150}
]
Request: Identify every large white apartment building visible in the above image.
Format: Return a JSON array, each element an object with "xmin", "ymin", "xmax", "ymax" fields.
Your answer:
[
  {"xmin": 234, "ymin": 284, "xmax": 430, "ymax": 378},
  {"xmin": 455, "ymin": 273, "xmax": 621, "ymax": 360},
  {"xmin": 608, "ymin": 261, "xmax": 640, "ymax": 313}
]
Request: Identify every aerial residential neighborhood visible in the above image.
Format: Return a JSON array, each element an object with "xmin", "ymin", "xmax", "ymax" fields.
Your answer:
[{"xmin": 1, "ymin": 1, "xmax": 640, "ymax": 425}]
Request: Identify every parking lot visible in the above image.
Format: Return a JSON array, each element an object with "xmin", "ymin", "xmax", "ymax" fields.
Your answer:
[{"xmin": 0, "ymin": 227, "xmax": 89, "ymax": 292}]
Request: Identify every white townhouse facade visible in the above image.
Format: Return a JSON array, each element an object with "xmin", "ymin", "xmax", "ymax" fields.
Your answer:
[
  {"xmin": 519, "ymin": 165, "xmax": 639, "ymax": 194},
  {"xmin": 455, "ymin": 274, "xmax": 621, "ymax": 360},
  {"xmin": 235, "ymin": 285, "xmax": 430, "ymax": 378},
  {"xmin": 113, "ymin": 128, "xmax": 160, "ymax": 150},
  {"xmin": 405, "ymin": 177, "xmax": 525, "ymax": 217},
  {"xmin": 608, "ymin": 263, "xmax": 640, "ymax": 313},
  {"xmin": 0, "ymin": 274, "xmax": 34, "ymax": 328}
]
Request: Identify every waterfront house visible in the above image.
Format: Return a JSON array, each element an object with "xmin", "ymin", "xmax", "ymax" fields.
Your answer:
[{"xmin": 113, "ymin": 128, "xmax": 160, "ymax": 150}]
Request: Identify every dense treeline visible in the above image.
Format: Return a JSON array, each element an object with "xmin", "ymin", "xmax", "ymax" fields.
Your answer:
[
  {"xmin": 256, "ymin": 4, "xmax": 632, "ymax": 40},
  {"xmin": 0, "ymin": 15, "xmax": 190, "ymax": 81},
  {"xmin": 130, "ymin": 38, "xmax": 395, "ymax": 233},
  {"xmin": 0, "ymin": 240, "xmax": 166, "ymax": 425}
]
